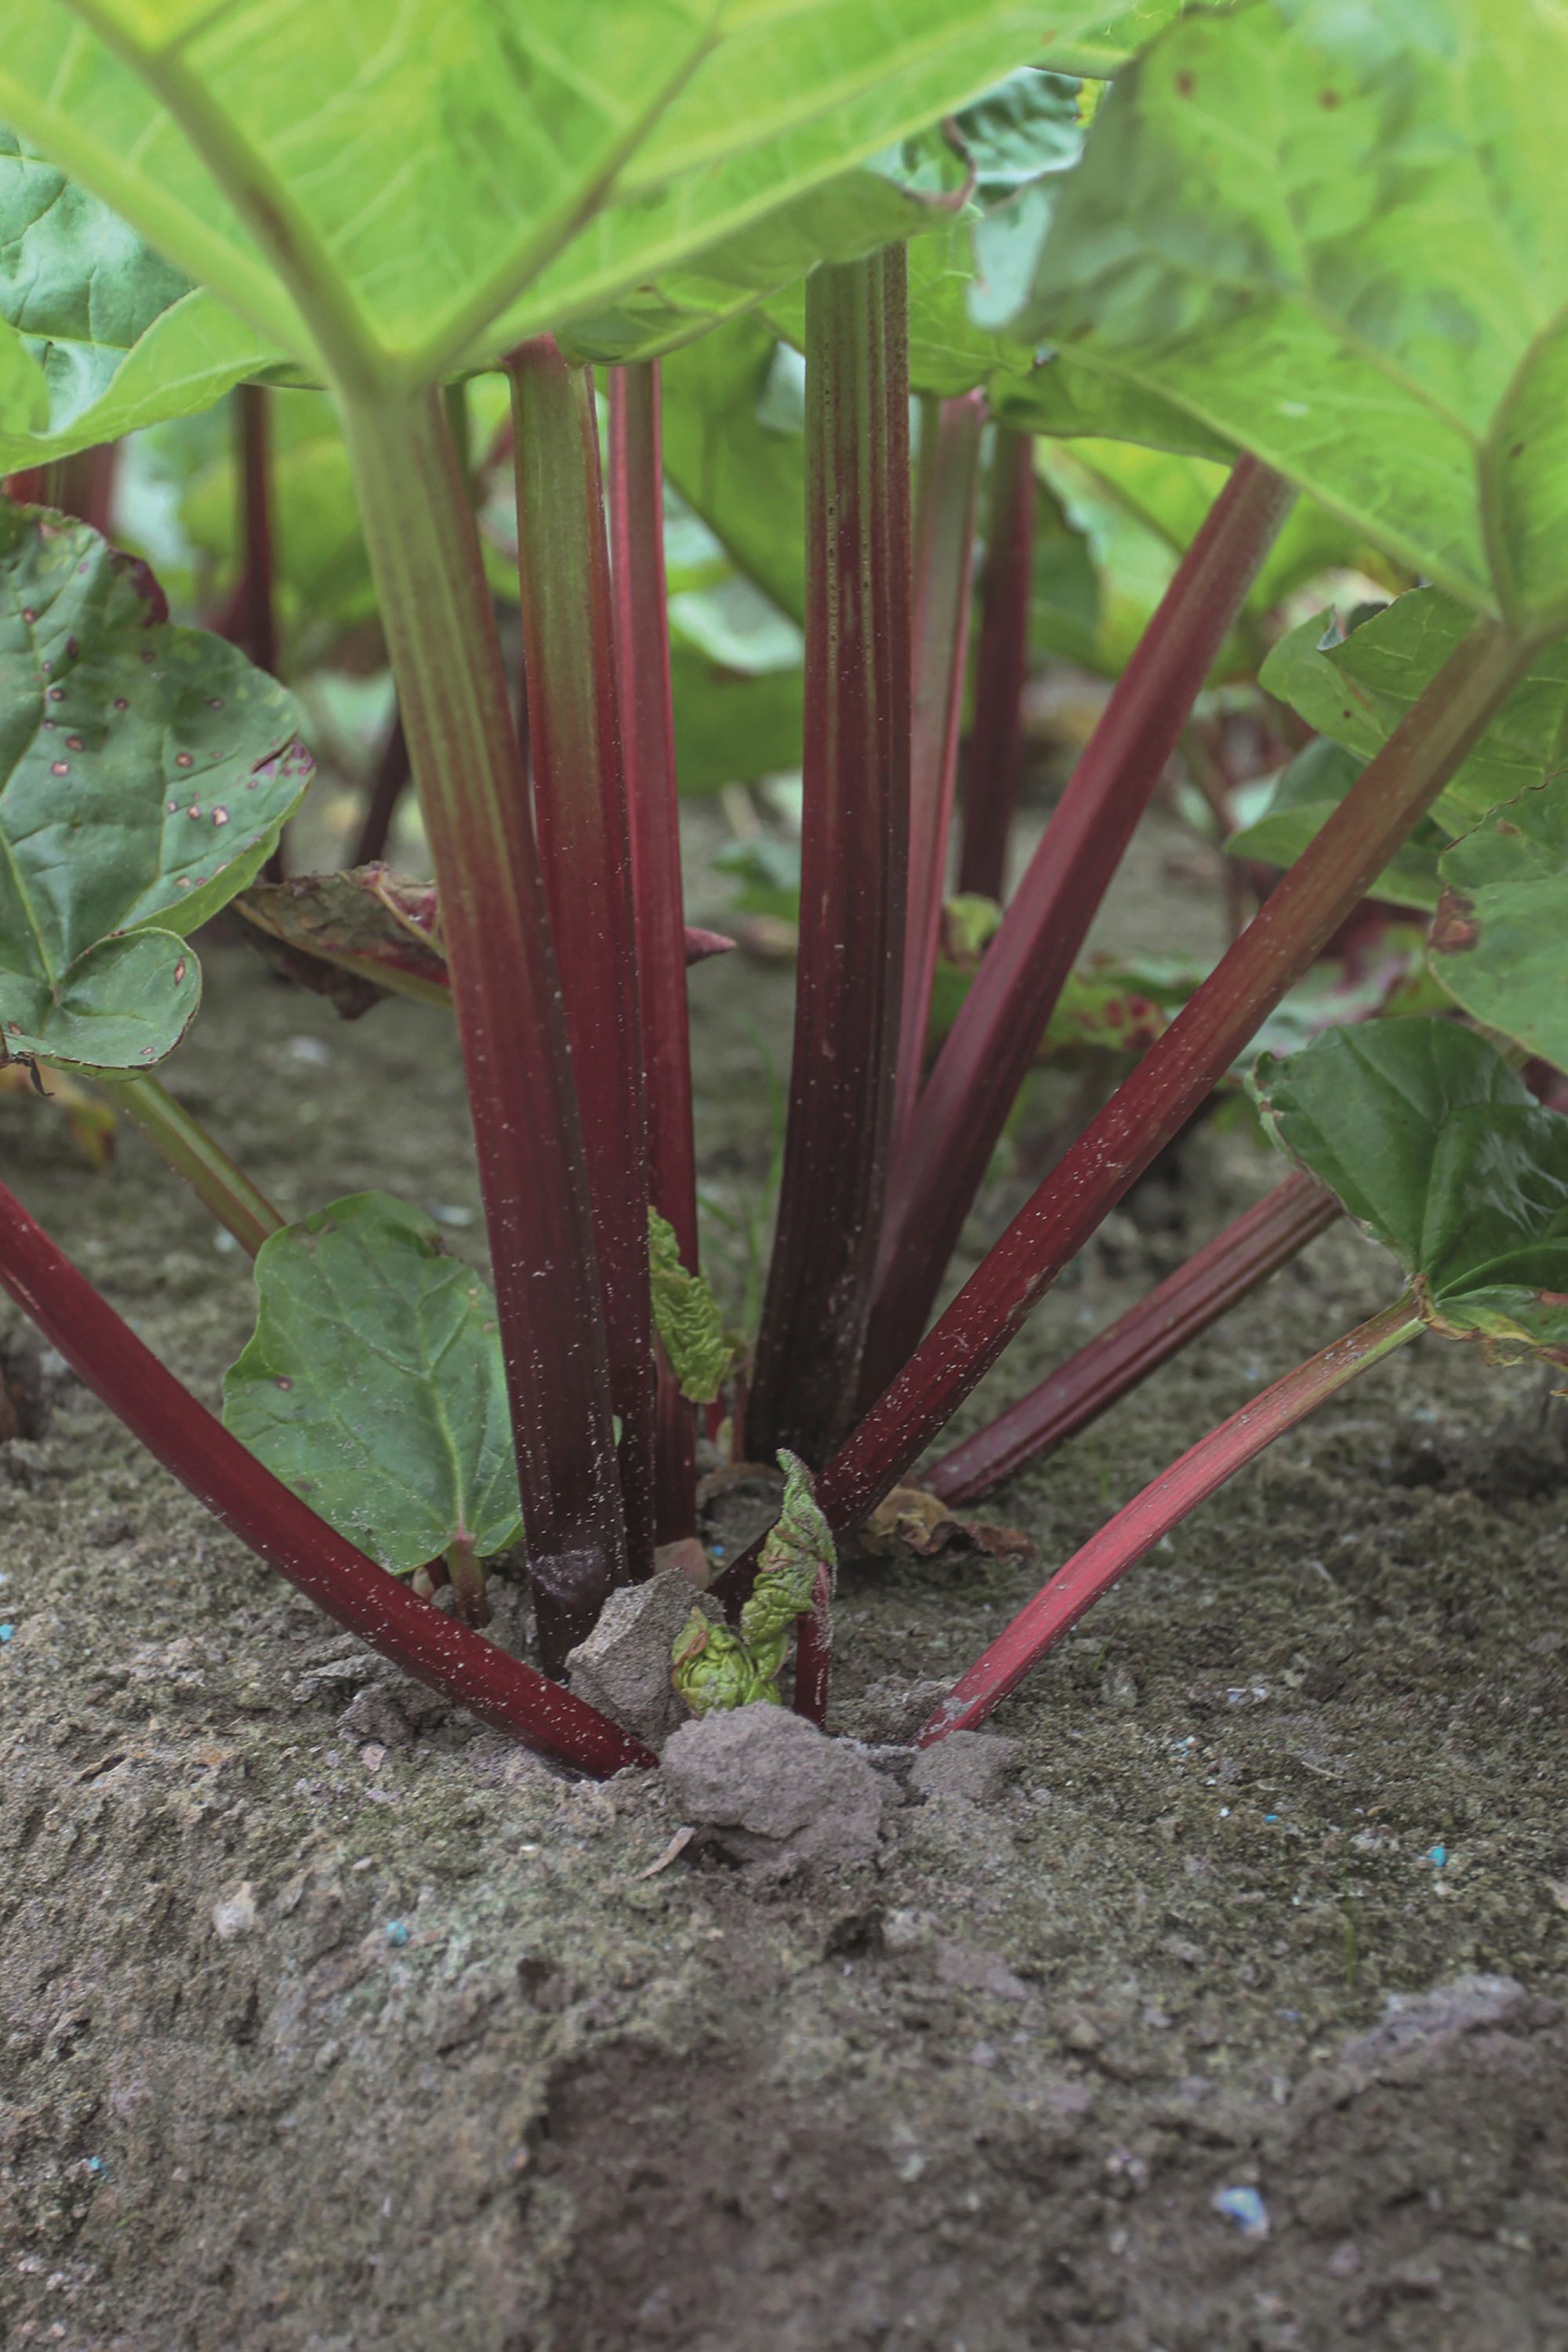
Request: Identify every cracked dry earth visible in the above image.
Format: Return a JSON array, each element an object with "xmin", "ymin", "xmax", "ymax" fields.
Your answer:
[{"xmin": 4, "ymin": 910, "xmax": 1568, "ymax": 2351}]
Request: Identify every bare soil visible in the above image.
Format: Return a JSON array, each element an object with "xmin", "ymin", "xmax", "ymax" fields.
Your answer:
[{"xmin": 4, "ymin": 804, "xmax": 1568, "ymax": 2351}]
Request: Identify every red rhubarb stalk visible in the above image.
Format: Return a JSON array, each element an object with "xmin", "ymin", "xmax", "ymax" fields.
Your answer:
[
  {"xmin": 343, "ymin": 388, "xmax": 626, "ymax": 1670},
  {"xmin": 895, "ymin": 389, "xmax": 985, "ymax": 1143},
  {"xmin": 956, "ymin": 424, "xmax": 1036, "ymax": 903},
  {"xmin": 508, "ymin": 339, "xmax": 657, "ymax": 1577},
  {"xmin": 232, "ymin": 384, "xmax": 278, "ymax": 677},
  {"xmin": 917, "ymin": 1297, "xmax": 1421, "ymax": 1742},
  {"xmin": 862, "ymin": 457, "xmax": 1296, "ymax": 1401},
  {"xmin": 713, "ymin": 610, "xmax": 1528, "ymax": 1609},
  {"xmin": 0, "ymin": 1181, "xmax": 653, "ymax": 1775},
  {"xmin": 608, "ymin": 360, "xmax": 700, "ymax": 1542},
  {"xmin": 746, "ymin": 246, "xmax": 913, "ymax": 1463},
  {"xmin": 925, "ymin": 1171, "xmax": 1338, "ymax": 1504}
]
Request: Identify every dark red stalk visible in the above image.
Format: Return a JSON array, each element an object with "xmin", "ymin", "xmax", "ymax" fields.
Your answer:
[
  {"xmin": 895, "ymin": 389, "xmax": 985, "ymax": 1144},
  {"xmin": 956, "ymin": 424, "xmax": 1036, "ymax": 903},
  {"xmin": 54, "ymin": 442, "xmax": 119, "ymax": 536},
  {"xmin": 351, "ymin": 712, "xmax": 408, "ymax": 867},
  {"xmin": 713, "ymin": 610, "xmax": 1527, "ymax": 1609},
  {"xmin": 509, "ymin": 339, "xmax": 655, "ymax": 1574},
  {"xmin": 925, "ymin": 1171, "xmax": 1338, "ymax": 1504},
  {"xmin": 917, "ymin": 1297, "xmax": 1421, "ymax": 1741},
  {"xmin": 233, "ymin": 384, "xmax": 278, "ymax": 677},
  {"xmin": 0, "ymin": 1180, "xmax": 653, "ymax": 1775},
  {"xmin": 861, "ymin": 458, "xmax": 1296, "ymax": 1403},
  {"xmin": 608, "ymin": 361, "xmax": 699, "ymax": 1543},
  {"xmin": 343, "ymin": 388, "xmax": 626, "ymax": 1671},
  {"xmin": 745, "ymin": 246, "xmax": 912, "ymax": 1465}
]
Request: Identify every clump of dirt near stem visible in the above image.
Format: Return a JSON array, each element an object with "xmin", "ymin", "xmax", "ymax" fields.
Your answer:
[{"xmin": 4, "ymin": 805, "xmax": 1568, "ymax": 2351}]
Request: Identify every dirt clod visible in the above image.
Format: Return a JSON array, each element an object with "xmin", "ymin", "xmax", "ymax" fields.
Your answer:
[
  {"xmin": 659, "ymin": 1700, "xmax": 890, "ymax": 1867},
  {"xmin": 564, "ymin": 1566, "xmax": 696, "ymax": 1751}
]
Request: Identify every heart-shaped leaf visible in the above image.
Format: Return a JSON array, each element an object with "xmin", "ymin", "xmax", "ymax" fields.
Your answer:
[
  {"xmin": 1254, "ymin": 1021, "xmax": 1568, "ymax": 1363},
  {"xmin": 1259, "ymin": 591, "xmax": 1568, "ymax": 833},
  {"xmin": 4, "ymin": 2, "xmax": 1169, "ymax": 392},
  {"xmin": 0, "ymin": 504, "xmax": 309, "ymax": 1073},
  {"xmin": 223, "ymin": 1192, "xmax": 524, "ymax": 1573},
  {"xmin": 0, "ymin": 126, "xmax": 278, "ymax": 470},
  {"xmin": 1428, "ymin": 775, "xmax": 1568, "ymax": 1074},
  {"xmin": 1014, "ymin": 0, "xmax": 1568, "ymax": 633}
]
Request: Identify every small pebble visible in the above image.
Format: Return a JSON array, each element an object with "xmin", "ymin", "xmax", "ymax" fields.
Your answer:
[{"xmin": 1212, "ymin": 2184, "xmax": 1269, "ymax": 2240}]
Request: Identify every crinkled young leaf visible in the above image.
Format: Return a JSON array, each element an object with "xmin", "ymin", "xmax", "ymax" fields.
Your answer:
[
  {"xmin": 1016, "ymin": 0, "xmax": 1568, "ymax": 631},
  {"xmin": 0, "ymin": 127, "xmax": 277, "ymax": 470},
  {"xmin": 1428, "ymin": 775, "xmax": 1568, "ymax": 1075},
  {"xmin": 1227, "ymin": 737, "xmax": 1446, "ymax": 913},
  {"xmin": 0, "ymin": 505, "xmax": 308, "ymax": 1073},
  {"xmin": 1261, "ymin": 591, "xmax": 1568, "ymax": 832},
  {"xmin": 5, "ymin": 1, "xmax": 1169, "ymax": 391},
  {"xmin": 672, "ymin": 1451, "xmax": 835, "ymax": 1711},
  {"xmin": 648, "ymin": 1207, "xmax": 735, "ymax": 1404},
  {"xmin": 1254, "ymin": 1022, "xmax": 1568, "ymax": 1363},
  {"xmin": 223, "ymin": 1192, "xmax": 524, "ymax": 1573}
]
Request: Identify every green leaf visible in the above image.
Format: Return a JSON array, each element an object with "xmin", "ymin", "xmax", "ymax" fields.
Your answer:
[
  {"xmin": 1227, "ymin": 737, "xmax": 1446, "ymax": 913},
  {"xmin": 1254, "ymin": 1021, "xmax": 1568, "ymax": 1363},
  {"xmin": 1015, "ymin": 0, "xmax": 1568, "ymax": 633},
  {"xmin": 224, "ymin": 1192, "xmax": 524, "ymax": 1572},
  {"xmin": 0, "ymin": 126, "xmax": 276, "ymax": 470},
  {"xmin": 0, "ymin": 505, "xmax": 307, "ymax": 1072},
  {"xmin": 990, "ymin": 354, "xmax": 1236, "ymax": 462},
  {"xmin": 1428, "ymin": 774, "xmax": 1568, "ymax": 1074},
  {"xmin": 0, "ymin": 320, "xmax": 48, "ymax": 438},
  {"xmin": 662, "ymin": 320, "xmax": 807, "ymax": 626},
  {"xmin": 5, "ymin": 1, "xmax": 1170, "ymax": 392},
  {"xmin": 673, "ymin": 1450, "xmax": 835, "ymax": 1711},
  {"xmin": 180, "ymin": 391, "xmax": 376, "ymax": 635},
  {"xmin": 648, "ymin": 1207, "xmax": 735, "ymax": 1403},
  {"xmin": 1261, "ymin": 591, "xmax": 1568, "ymax": 833}
]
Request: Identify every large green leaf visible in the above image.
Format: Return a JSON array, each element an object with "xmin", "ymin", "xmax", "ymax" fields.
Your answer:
[
  {"xmin": 0, "ymin": 504, "xmax": 307, "ymax": 1072},
  {"xmin": 0, "ymin": 125, "xmax": 276, "ymax": 470},
  {"xmin": 1015, "ymin": 0, "xmax": 1568, "ymax": 634},
  {"xmin": 1254, "ymin": 1021, "xmax": 1568, "ymax": 1363},
  {"xmin": 223, "ymin": 1192, "xmax": 524, "ymax": 1573},
  {"xmin": 179, "ymin": 390, "xmax": 377, "ymax": 635},
  {"xmin": 1428, "ymin": 775, "xmax": 1568, "ymax": 1075},
  {"xmin": 0, "ymin": 318, "xmax": 48, "ymax": 438},
  {"xmin": 1261, "ymin": 591, "xmax": 1568, "ymax": 834},
  {"xmin": 662, "ymin": 318, "xmax": 806, "ymax": 626},
  {"xmin": 2, "ymin": 1, "xmax": 1171, "ymax": 393}
]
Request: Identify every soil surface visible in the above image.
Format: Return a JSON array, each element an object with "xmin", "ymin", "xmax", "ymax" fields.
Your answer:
[{"xmin": 5, "ymin": 803, "xmax": 1568, "ymax": 2351}]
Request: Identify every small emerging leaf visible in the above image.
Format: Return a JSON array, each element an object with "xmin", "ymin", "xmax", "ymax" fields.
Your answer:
[
  {"xmin": 1254, "ymin": 1022, "xmax": 1568, "ymax": 1366},
  {"xmin": 223, "ymin": 1192, "xmax": 523, "ymax": 1573},
  {"xmin": 648, "ymin": 1209, "xmax": 735, "ymax": 1404},
  {"xmin": 0, "ymin": 505, "xmax": 309, "ymax": 1072},
  {"xmin": 671, "ymin": 1607, "xmax": 778, "ymax": 1715},
  {"xmin": 670, "ymin": 1452, "xmax": 836, "ymax": 1712}
]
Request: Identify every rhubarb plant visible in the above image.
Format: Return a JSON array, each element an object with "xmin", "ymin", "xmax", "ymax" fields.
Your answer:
[{"xmin": 1, "ymin": 0, "xmax": 1567, "ymax": 1781}]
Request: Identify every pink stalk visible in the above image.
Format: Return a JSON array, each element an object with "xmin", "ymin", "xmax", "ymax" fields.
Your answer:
[
  {"xmin": 792, "ymin": 1563, "xmax": 833, "ymax": 1729},
  {"xmin": 895, "ymin": 390, "xmax": 985, "ymax": 1144},
  {"xmin": 956, "ymin": 424, "xmax": 1036, "ymax": 903},
  {"xmin": 510, "ymin": 339, "xmax": 656, "ymax": 1575},
  {"xmin": 0, "ymin": 1180, "xmax": 653, "ymax": 1776},
  {"xmin": 925, "ymin": 1171, "xmax": 1338, "ymax": 1504},
  {"xmin": 343, "ymin": 388, "xmax": 626, "ymax": 1672},
  {"xmin": 917, "ymin": 1296, "xmax": 1421, "ymax": 1741},
  {"xmin": 745, "ymin": 246, "xmax": 913, "ymax": 1464},
  {"xmin": 713, "ymin": 610, "xmax": 1528, "ymax": 1611},
  {"xmin": 861, "ymin": 457, "xmax": 1296, "ymax": 1403},
  {"xmin": 608, "ymin": 361, "xmax": 699, "ymax": 1542}
]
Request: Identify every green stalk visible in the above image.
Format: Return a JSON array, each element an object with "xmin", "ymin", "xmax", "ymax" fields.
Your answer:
[
  {"xmin": 109, "ymin": 1074, "xmax": 283, "ymax": 1259},
  {"xmin": 340, "ymin": 388, "xmax": 626, "ymax": 1670}
]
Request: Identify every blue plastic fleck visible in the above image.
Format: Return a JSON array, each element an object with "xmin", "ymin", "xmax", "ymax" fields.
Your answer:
[
  {"xmin": 0, "ymin": 1624, "xmax": 13, "ymax": 1645},
  {"xmin": 1428, "ymin": 1844, "xmax": 1446, "ymax": 1867},
  {"xmin": 1263, "ymin": 1813, "xmax": 1279, "ymax": 1824},
  {"xmin": 385, "ymin": 1919, "xmax": 410, "ymax": 1947},
  {"xmin": 1212, "ymin": 2185, "xmax": 1269, "ymax": 2239},
  {"xmin": 87, "ymin": 2157, "xmax": 104, "ymax": 2175}
]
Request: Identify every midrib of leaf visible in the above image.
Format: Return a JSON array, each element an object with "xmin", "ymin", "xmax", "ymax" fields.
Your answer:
[{"xmin": 0, "ymin": 21, "xmax": 312, "ymax": 369}]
